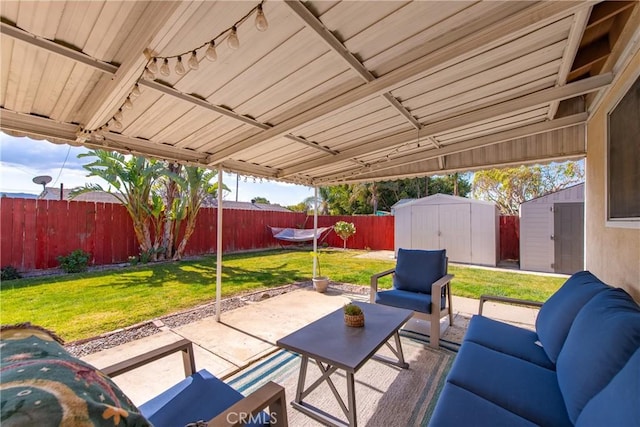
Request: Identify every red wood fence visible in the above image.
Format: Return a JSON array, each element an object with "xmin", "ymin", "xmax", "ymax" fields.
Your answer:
[
  {"xmin": 499, "ymin": 215, "xmax": 520, "ymax": 261},
  {"xmin": 0, "ymin": 198, "xmax": 394, "ymax": 271},
  {"xmin": 1, "ymin": 198, "xmax": 517, "ymax": 271}
]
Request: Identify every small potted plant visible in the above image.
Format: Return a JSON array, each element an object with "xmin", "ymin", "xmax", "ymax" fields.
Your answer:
[
  {"xmin": 309, "ymin": 250, "xmax": 329, "ymax": 293},
  {"xmin": 344, "ymin": 303, "xmax": 365, "ymax": 327}
]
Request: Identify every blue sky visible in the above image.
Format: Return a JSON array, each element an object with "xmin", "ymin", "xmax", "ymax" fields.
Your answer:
[{"xmin": 0, "ymin": 132, "xmax": 314, "ymax": 206}]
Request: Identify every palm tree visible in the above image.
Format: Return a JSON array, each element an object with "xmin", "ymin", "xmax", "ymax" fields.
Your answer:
[
  {"xmin": 72, "ymin": 150, "xmax": 227, "ymax": 262},
  {"xmin": 172, "ymin": 166, "xmax": 224, "ymax": 260},
  {"xmin": 71, "ymin": 150, "xmax": 166, "ymax": 259}
]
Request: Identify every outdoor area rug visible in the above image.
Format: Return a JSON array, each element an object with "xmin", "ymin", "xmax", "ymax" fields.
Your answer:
[{"xmin": 226, "ymin": 336, "xmax": 455, "ymax": 426}]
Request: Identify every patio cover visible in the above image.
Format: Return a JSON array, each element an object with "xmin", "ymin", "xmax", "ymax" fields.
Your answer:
[{"xmin": 1, "ymin": 1, "xmax": 637, "ymax": 185}]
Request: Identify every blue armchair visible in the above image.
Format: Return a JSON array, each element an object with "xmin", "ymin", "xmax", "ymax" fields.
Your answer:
[{"xmin": 370, "ymin": 248, "xmax": 454, "ymax": 348}]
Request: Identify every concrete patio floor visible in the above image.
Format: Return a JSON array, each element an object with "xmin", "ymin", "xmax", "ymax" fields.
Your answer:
[{"xmin": 82, "ymin": 285, "xmax": 539, "ymax": 406}]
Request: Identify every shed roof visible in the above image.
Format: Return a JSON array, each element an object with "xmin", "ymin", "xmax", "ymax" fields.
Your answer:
[
  {"xmin": 1, "ymin": 2, "xmax": 638, "ymax": 185},
  {"xmin": 393, "ymin": 193, "xmax": 496, "ymax": 210},
  {"xmin": 520, "ymin": 182, "xmax": 585, "ymax": 205}
]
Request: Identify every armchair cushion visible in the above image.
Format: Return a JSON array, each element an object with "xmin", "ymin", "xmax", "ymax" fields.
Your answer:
[
  {"xmin": 140, "ymin": 369, "xmax": 268, "ymax": 427},
  {"xmin": 394, "ymin": 249, "xmax": 446, "ymax": 293},
  {"xmin": 535, "ymin": 271, "xmax": 609, "ymax": 363},
  {"xmin": 374, "ymin": 288, "xmax": 445, "ymax": 313},
  {"xmin": 556, "ymin": 287, "xmax": 640, "ymax": 424}
]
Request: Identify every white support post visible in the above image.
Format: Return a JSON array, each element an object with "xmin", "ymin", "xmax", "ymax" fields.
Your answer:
[
  {"xmin": 216, "ymin": 167, "xmax": 223, "ymax": 322},
  {"xmin": 313, "ymin": 186, "xmax": 318, "ymax": 277}
]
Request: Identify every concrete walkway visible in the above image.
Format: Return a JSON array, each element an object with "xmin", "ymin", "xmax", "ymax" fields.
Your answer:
[{"xmin": 83, "ymin": 286, "xmax": 539, "ymax": 406}]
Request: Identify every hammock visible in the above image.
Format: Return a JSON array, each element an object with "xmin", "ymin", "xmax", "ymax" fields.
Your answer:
[{"xmin": 268, "ymin": 226, "xmax": 332, "ymax": 243}]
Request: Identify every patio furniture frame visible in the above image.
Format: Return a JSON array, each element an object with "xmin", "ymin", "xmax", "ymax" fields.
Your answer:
[
  {"xmin": 276, "ymin": 302, "xmax": 412, "ymax": 427},
  {"xmin": 478, "ymin": 294, "xmax": 544, "ymax": 316},
  {"xmin": 102, "ymin": 339, "xmax": 288, "ymax": 427}
]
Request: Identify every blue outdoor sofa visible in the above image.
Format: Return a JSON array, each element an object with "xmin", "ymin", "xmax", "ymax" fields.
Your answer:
[{"xmin": 429, "ymin": 270, "xmax": 640, "ymax": 426}]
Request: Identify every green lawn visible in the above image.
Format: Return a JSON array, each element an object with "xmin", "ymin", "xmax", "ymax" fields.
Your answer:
[{"xmin": 0, "ymin": 249, "xmax": 566, "ymax": 341}]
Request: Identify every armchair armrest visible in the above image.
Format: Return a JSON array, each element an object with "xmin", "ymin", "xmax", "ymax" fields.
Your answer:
[
  {"xmin": 209, "ymin": 381, "xmax": 288, "ymax": 427},
  {"xmin": 370, "ymin": 268, "xmax": 395, "ymax": 302},
  {"xmin": 478, "ymin": 294, "xmax": 544, "ymax": 316},
  {"xmin": 101, "ymin": 338, "xmax": 196, "ymax": 378},
  {"xmin": 431, "ymin": 274, "xmax": 454, "ymax": 311}
]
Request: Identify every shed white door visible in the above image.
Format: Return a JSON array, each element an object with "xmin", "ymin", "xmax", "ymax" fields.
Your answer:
[
  {"xmin": 439, "ymin": 203, "xmax": 472, "ymax": 263},
  {"xmin": 407, "ymin": 203, "xmax": 472, "ymax": 263},
  {"xmin": 411, "ymin": 205, "xmax": 439, "ymax": 249}
]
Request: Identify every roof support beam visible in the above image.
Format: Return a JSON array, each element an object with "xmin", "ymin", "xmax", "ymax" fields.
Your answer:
[
  {"xmin": 315, "ymin": 113, "xmax": 588, "ymax": 184},
  {"xmin": 548, "ymin": 6, "xmax": 591, "ymax": 119},
  {"xmin": 0, "ymin": 108, "xmax": 206, "ymax": 163},
  {"xmin": 278, "ymin": 73, "xmax": 611, "ymax": 178},
  {"xmin": 0, "ymin": 22, "xmax": 116, "ymax": 73},
  {"xmin": 206, "ymin": 1, "xmax": 592, "ymax": 165},
  {"xmin": 284, "ymin": 0, "xmax": 421, "ymax": 131},
  {"xmin": 79, "ymin": 2, "xmax": 187, "ymax": 131}
]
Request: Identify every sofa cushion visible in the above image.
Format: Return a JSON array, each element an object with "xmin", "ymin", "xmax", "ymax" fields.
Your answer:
[
  {"xmin": 575, "ymin": 348, "xmax": 640, "ymax": 427},
  {"xmin": 375, "ymin": 288, "xmax": 444, "ymax": 313},
  {"xmin": 140, "ymin": 369, "xmax": 267, "ymax": 427},
  {"xmin": 535, "ymin": 271, "xmax": 609, "ymax": 363},
  {"xmin": 447, "ymin": 341, "xmax": 572, "ymax": 427},
  {"xmin": 429, "ymin": 382, "xmax": 538, "ymax": 427},
  {"xmin": 556, "ymin": 287, "xmax": 640, "ymax": 424},
  {"xmin": 465, "ymin": 315, "xmax": 554, "ymax": 370},
  {"xmin": 394, "ymin": 248, "xmax": 446, "ymax": 293}
]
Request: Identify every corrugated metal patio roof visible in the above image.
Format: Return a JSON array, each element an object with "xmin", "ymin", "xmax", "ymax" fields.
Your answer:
[{"xmin": 1, "ymin": 1, "xmax": 638, "ymax": 185}]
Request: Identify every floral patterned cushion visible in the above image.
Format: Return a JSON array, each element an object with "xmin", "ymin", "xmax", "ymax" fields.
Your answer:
[{"xmin": 0, "ymin": 324, "xmax": 150, "ymax": 426}]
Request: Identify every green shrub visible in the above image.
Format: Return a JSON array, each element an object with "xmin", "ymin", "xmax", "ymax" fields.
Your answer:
[
  {"xmin": 1, "ymin": 265, "xmax": 22, "ymax": 281},
  {"xmin": 57, "ymin": 249, "xmax": 91, "ymax": 273}
]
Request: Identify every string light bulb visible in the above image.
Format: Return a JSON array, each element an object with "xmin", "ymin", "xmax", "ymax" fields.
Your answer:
[
  {"xmin": 175, "ymin": 56, "xmax": 186, "ymax": 75},
  {"xmin": 112, "ymin": 118, "xmax": 123, "ymax": 130},
  {"xmin": 148, "ymin": 58, "xmax": 158, "ymax": 74},
  {"xmin": 227, "ymin": 26, "xmax": 240, "ymax": 50},
  {"xmin": 123, "ymin": 97, "xmax": 133, "ymax": 110},
  {"xmin": 255, "ymin": 4, "xmax": 268, "ymax": 31},
  {"xmin": 143, "ymin": 68, "xmax": 155, "ymax": 80},
  {"xmin": 160, "ymin": 59, "xmax": 170, "ymax": 76},
  {"xmin": 188, "ymin": 51, "xmax": 199, "ymax": 70},
  {"xmin": 205, "ymin": 41, "xmax": 217, "ymax": 61}
]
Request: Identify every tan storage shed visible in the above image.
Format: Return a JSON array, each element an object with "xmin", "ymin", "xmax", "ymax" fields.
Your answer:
[
  {"xmin": 520, "ymin": 184, "xmax": 585, "ymax": 274},
  {"xmin": 394, "ymin": 194, "xmax": 499, "ymax": 266}
]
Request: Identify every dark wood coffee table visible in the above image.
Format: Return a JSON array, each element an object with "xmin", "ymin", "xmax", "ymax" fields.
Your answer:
[{"xmin": 276, "ymin": 301, "xmax": 413, "ymax": 427}]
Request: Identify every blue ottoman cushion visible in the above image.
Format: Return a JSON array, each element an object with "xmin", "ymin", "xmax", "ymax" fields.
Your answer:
[
  {"xmin": 556, "ymin": 287, "xmax": 640, "ymax": 424},
  {"xmin": 535, "ymin": 271, "xmax": 609, "ymax": 363}
]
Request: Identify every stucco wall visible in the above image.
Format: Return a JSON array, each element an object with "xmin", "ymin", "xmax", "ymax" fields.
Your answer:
[{"xmin": 585, "ymin": 47, "xmax": 640, "ymax": 301}]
